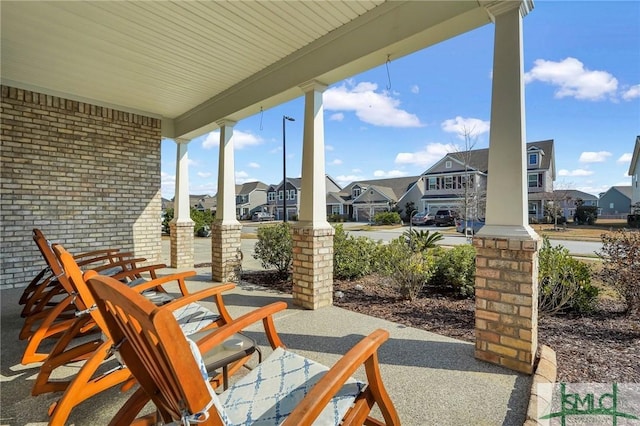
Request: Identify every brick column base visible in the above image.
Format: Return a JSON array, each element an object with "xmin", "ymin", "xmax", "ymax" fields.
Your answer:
[
  {"xmin": 169, "ymin": 221, "xmax": 194, "ymax": 268},
  {"xmin": 291, "ymin": 226, "xmax": 334, "ymax": 310},
  {"xmin": 211, "ymin": 222, "xmax": 242, "ymax": 282},
  {"xmin": 473, "ymin": 236, "xmax": 541, "ymax": 374}
]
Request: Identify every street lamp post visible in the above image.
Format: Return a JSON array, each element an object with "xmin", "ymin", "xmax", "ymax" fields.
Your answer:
[{"xmin": 282, "ymin": 115, "xmax": 295, "ymax": 222}]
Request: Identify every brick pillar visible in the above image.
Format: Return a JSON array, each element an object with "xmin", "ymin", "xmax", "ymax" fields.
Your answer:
[
  {"xmin": 169, "ymin": 221, "xmax": 194, "ymax": 268},
  {"xmin": 474, "ymin": 236, "xmax": 540, "ymax": 374},
  {"xmin": 292, "ymin": 226, "xmax": 334, "ymax": 310},
  {"xmin": 211, "ymin": 222, "xmax": 242, "ymax": 282}
]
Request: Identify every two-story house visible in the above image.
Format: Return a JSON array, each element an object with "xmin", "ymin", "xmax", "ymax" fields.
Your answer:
[
  {"xmin": 235, "ymin": 181, "xmax": 268, "ymax": 219},
  {"xmin": 267, "ymin": 176, "xmax": 341, "ymax": 220},
  {"xmin": 629, "ymin": 136, "xmax": 640, "ymax": 209},
  {"xmin": 599, "ymin": 186, "xmax": 632, "ymax": 216},
  {"xmin": 328, "ymin": 176, "xmax": 425, "ymax": 222},
  {"xmin": 420, "ymin": 140, "xmax": 555, "ymax": 221}
]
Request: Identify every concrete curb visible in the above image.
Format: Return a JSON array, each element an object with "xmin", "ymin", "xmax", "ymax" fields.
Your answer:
[{"xmin": 524, "ymin": 345, "xmax": 557, "ymax": 426}]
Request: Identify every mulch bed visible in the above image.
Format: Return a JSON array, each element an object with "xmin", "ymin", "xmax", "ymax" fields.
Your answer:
[{"xmin": 242, "ymin": 270, "xmax": 640, "ymax": 383}]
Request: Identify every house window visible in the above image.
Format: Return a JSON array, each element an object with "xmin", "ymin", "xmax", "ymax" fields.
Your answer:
[
  {"xmin": 610, "ymin": 203, "xmax": 614, "ymax": 209},
  {"xmin": 353, "ymin": 188, "xmax": 361, "ymax": 198},
  {"xmin": 288, "ymin": 189, "xmax": 296, "ymax": 200},
  {"xmin": 528, "ymin": 203, "xmax": 538, "ymax": 215},
  {"xmin": 428, "ymin": 177, "xmax": 437, "ymax": 190},
  {"xmin": 267, "ymin": 192, "xmax": 275, "ymax": 201},
  {"xmin": 444, "ymin": 176, "xmax": 453, "ymax": 190},
  {"xmin": 445, "ymin": 161, "xmax": 452, "ymax": 169},
  {"xmin": 331, "ymin": 205, "xmax": 341, "ymax": 214},
  {"xmin": 278, "ymin": 191, "xmax": 284, "ymax": 200},
  {"xmin": 528, "ymin": 153, "xmax": 538, "ymax": 166},
  {"xmin": 528, "ymin": 173, "xmax": 542, "ymax": 188}
]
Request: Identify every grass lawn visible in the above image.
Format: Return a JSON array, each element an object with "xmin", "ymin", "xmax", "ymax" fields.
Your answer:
[{"xmin": 531, "ymin": 219, "xmax": 630, "ymax": 242}]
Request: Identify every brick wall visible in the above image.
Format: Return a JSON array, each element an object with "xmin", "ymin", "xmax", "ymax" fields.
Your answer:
[{"xmin": 0, "ymin": 85, "xmax": 162, "ymax": 289}]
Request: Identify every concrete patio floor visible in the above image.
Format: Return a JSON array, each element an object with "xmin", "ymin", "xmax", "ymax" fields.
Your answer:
[{"xmin": 1, "ymin": 238, "xmax": 531, "ymax": 425}]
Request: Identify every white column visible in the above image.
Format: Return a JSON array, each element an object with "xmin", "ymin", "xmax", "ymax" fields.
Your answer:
[
  {"xmin": 298, "ymin": 80, "xmax": 330, "ymax": 229},
  {"xmin": 214, "ymin": 119, "xmax": 240, "ymax": 226},
  {"xmin": 173, "ymin": 138, "xmax": 193, "ymax": 224},
  {"xmin": 479, "ymin": 0, "xmax": 537, "ymax": 240}
]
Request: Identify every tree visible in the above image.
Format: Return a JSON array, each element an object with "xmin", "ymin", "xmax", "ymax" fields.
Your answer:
[
  {"xmin": 455, "ymin": 127, "xmax": 486, "ymax": 227},
  {"xmin": 544, "ymin": 181, "xmax": 572, "ymax": 230}
]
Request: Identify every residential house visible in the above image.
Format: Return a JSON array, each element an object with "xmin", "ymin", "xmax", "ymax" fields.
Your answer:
[
  {"xmin": 552, "ymin": 189, "xmax": 598, "ymax": 219},
  {"xmin": 599, "ymin": 186, "xmax": 632, "ymax": 216},
  {"xmin": 267, "ymin": 176, "xmax": 341, "ymax": 220},
  {"xmin": 629, "ymin": 136, "xmax": 640, "ymax": 208},
  {"xmin": 190, "ymin": 194, "xmax": 215, "ymax": 212},
  {"xmin": 329, "ymin": 176, "xmax": 425, "ymax": 222},
  {"xmin": 420, "ymin": 140, "xmax": 555, "ymax": 221},
  {"xmin": 235, "ymin": 181, "xmax": 268, "ymax": 219}
]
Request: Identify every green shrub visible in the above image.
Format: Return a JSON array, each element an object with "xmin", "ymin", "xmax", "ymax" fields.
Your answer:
[
  {"xmin": 373, "ymin": 211, "xmax": 401, "ymax": 225},
  {"xmin": 598, "ymin": 230, "xmax": 640, "ymax": 317},
  {"xmin": 574, "ymin": 205, "xmax": 598, "ymax": 225},
  {"xmin": 253, "ymin": 223, "xmax": 292, "ymax": 277},
  {"xmin": 162, "ymin": 207, "xmax": 214, "ymax": 236},
  {"xmin": 538, "ymin": 238, "xmax": 598, "ymax": 315},
  {"xmin": 377, "ymin": 237, "xmax": 436, "ymax": 300},
  {"xmin": 430, "ymin": 245, "xmax": 476, "ymax": 298},
  {"xmin": 403, "ymin": 229, "xmax": 444, "ymax": 252},
  {"xmin": 333, "ymin": 224, "xmax": 380, "ymax": 280},
  {"xmin": 328, "ymin": 214, "xmax": 346, "ymax": 223}
]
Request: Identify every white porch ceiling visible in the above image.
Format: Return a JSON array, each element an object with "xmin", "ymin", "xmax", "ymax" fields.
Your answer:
[{"xmin": 1, "ymin": 1, "xmax": 501, "ymax": 139}]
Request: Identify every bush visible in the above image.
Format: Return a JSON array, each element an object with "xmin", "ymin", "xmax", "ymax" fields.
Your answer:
[
  {"xmin": 333, "ymin": 224, "xmax": 380, "ymax": 280},
  {"xmin": 538, "ymin": 238, "xmax": 598, "ymax": 315},
  {"xmin": 574, "ymin": 205, "xmax": 598, "ymax": 225},
  {"xmin": 373, "ymin": 211, "xmax": 401, "ymax": 225},
  {"xmin": 430, "ymin": 245, "xmax": 476, "ymax": 298},
  {"xmin": 377, "ymin": 237, "xmax": 436, "ymax": 300},
  {"xmin": 328, "ymin": 214, "xmax": 346, "ymax": 223},
  {"xmin": 598, "ymin": 230, "xmax": 640, "ymax": 317},
  {"xmin": 253, "ymin": 223, "xmax": 292, "ymax": 277}
]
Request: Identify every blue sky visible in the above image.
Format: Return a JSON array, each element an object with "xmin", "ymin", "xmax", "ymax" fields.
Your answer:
[{"xmin": 161, "ymin": 1, "xmax": 639, "ymax": 199}]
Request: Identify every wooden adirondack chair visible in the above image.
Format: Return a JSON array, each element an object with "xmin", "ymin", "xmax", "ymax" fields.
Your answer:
[
  {"xmin": 20, "ymin": 229, "xmax": 167, "ymax": 360},
  {"xmin": 35, "ymin": 245, "xmax": 240, "ymax": 426},
  {"xmin": 87, "ymin": 274, "xmax": 401, "ymax": 426},
  {"xmin": 20, "ymin": 229, "xmax": 140, "ymax": 318}
]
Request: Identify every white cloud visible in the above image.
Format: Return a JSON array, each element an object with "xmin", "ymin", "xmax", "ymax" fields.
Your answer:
[
  {"xmin": 524, "ymin": 57, "xmax": 618, "ymax": 101},
  {"xmin": 248, "ymin": 162, "xmax": 260, "ymax": 168},
  {"xmin": 410, "ymin": 85, "xmax": 420, "ymax": 94},
  {"xmin": 622, "ymin": 84, "xmax": 640, "ymax": 101},
  {"xmin": 235, "ymin": 171, "xmax": 251, "ymax": 184},
  {"xmin": 352, "ymin": 168, "xmax": 362, "ymax": 173},
  {"xmin": 202, "ymin": 130, "xmax": 263, "ymax": 150},
  {"xmin": 161, "ymin": 171, "xmax": 176, "ymax": 198},
  {"xmin": 617, "ymin": 153, "xmax": 632, "ymax": 163},
  {"xmin": 335, "ymin": 174, "xmax": 365, "ymax": 187},
  {"xmin": 330, "ymin": 159, "xmax": 343, "ymax": 166},
  {"xmin": 325, "ymin": 145, "xmax": 334, "ymax": 151},
  {"xmin": 558, "ymin": 169, "xmax": 594, "ymax": 177},
  {"xmin": 579, "ymin": 151, "xmax": 612, "ymax": 163},
  {"xmin": 395, "ymin": 142, "xmax": 459, "ymax": 168},
  {"xmin": 373, "ymin": 170, "xmax": 409, "ymax": 178},
  {"xmin": 324, "ymin": 81, "xmax": 422, "ymax": 127},
  {"xmin": 197, "ymin": 171, "xmax": 212, "ymax": 178},
  {"xmin": 441, "ymin": 117, "xmax": 490, "ymax": 140},
  {"xmin": 329, "ymin": 113, "xmax": 344, "ymax": 122}
]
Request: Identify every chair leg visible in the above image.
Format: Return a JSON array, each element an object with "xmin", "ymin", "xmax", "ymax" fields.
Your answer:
[{"xmin": 47, "ymin": 340, "xmax": 132, "ymax": 425}]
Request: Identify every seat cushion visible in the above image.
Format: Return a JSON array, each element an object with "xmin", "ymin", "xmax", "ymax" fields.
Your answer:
[
  {"xmin": 172, "ymin": 302, "xmax": 218, "ymax": 335},
  {"xmin": 220, "ymin": 347, "xmax": 365, "ymax": 426}
]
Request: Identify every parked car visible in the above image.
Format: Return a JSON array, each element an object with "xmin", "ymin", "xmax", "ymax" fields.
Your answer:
[
  {"xmin": 456, "ymin": 218, "xmax": 485, "ymax": 235},
  {"xmin": 252, "ymin": 211, "xmax": 274, "ymax": 222},
  {"xmin": 434, "ymin": 209, "xmax": 458, "ymax": 226},
  {"xmin": 410, "ymin": 212, "xmax": 434, "ymax": 226}
]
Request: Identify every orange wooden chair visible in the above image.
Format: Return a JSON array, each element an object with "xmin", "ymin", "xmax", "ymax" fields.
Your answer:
[
  {"xmin": 87, "ymin": 273, "xmax": 401, "ymax": 426},
  {"xmin": 20, "ymin": 229, "xmax": 143, "ymax": 321},
  {"xmin": 33, "ymin": 245, "xmax": 239, "ymax": 425}
]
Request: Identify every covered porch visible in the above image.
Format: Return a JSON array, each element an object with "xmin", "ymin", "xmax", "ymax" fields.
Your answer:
[{"xmin": 2, "ymin": 0, "xmax": 540, "ymax": 378}]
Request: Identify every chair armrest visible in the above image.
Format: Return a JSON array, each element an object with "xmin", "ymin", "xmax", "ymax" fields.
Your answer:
[
  {"xmin": 72, "ymin": 248, "xmax": 121, "ymax": 260},
  {"xmin": 192, "ymin": 302, "xmax": 288, "ymax": 354},
  {"xmin": 108, "ymin": 263, "xmax": 168, "ymax": 281},
  {"xmin": 283, "ymin": 329, "xmax": 399, "ymax": 426},
  {"xmin": 119, "ymin": 270, "xmax": 196, "ymax": 293},
  {"xmin": 75, "ymin": 252, "xmax": 136, "ymax": 267}
]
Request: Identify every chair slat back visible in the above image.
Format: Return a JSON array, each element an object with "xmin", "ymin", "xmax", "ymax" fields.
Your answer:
[{"xmin": 86, "ymin": 274, "xmax": 220, "ymax": 425}]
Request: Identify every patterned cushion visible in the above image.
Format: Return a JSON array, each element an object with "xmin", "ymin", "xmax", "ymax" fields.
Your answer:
[
  {"xmin": 172, "ymin": 303, "xmax": 219, "ymax": 336},
  {"xmin": 220, "ymin": 347, "xmax": 365, "ymax": 425}
]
